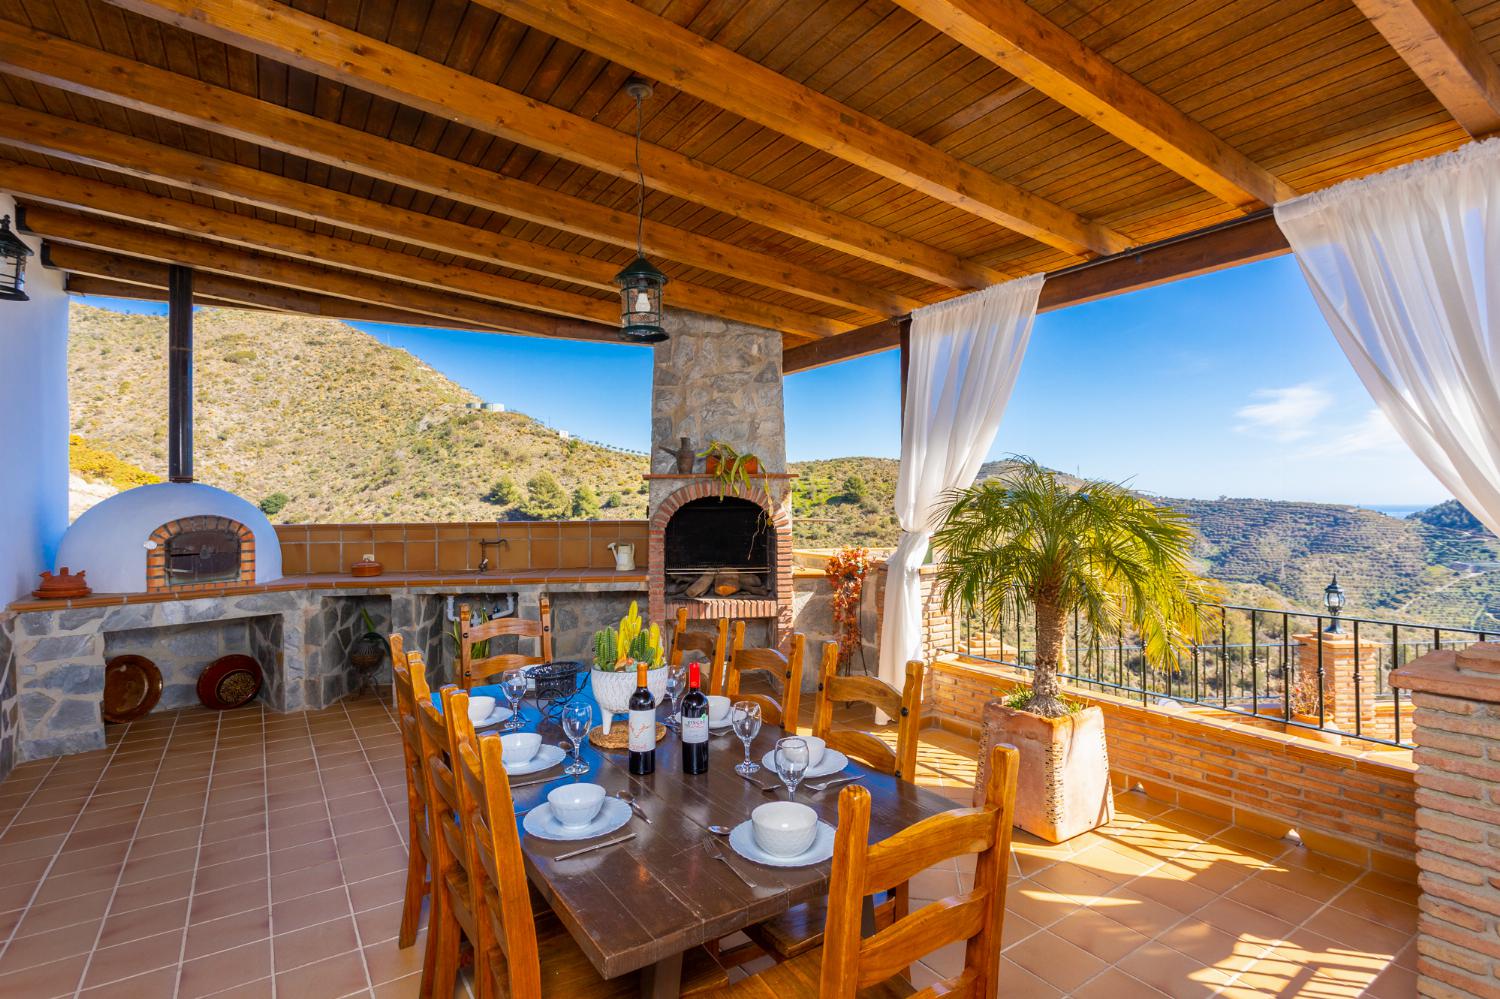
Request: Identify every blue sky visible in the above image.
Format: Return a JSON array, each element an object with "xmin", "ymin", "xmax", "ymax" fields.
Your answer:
[{"xmin": 78, "ymin": 254, "xmax": 1451, "ymax": 507}]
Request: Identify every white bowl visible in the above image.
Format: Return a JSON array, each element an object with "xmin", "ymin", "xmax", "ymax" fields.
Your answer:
[
  {"xmin": 466, "ymin": 695, "xmax": 497, "ymax": 724},
  {"xmin": 500, "ymin": 732, "xmax": 541, "ymax": 765},
  {"xmin": 751, "ymin": 801, "xmax": 818, "ymax": 858},
  {"xmin": 799, "ymin": 735, "xmax": 827, "ymax": 768},
  {"xmin": 547, "ymin": 784, "xmax": 606, "ymax": 829},
  {"xmin": 706, "ymin": 695, "xmax": 731, "ymax": 722}
]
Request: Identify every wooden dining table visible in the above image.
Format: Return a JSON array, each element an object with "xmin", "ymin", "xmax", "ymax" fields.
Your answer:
[{"xmin": 505, "ymin": 714, "xmax": 958, "ymax": 998}]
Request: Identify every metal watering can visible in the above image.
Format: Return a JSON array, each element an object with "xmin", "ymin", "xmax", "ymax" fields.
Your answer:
[{"xmin": 606, "ymin": 542, "xmax": 636, "ymax": 572}]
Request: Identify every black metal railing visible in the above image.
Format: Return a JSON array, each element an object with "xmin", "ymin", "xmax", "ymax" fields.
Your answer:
[{"xmin": 939, "ymin": 596, "xmax": 1492, "ymax": 748}]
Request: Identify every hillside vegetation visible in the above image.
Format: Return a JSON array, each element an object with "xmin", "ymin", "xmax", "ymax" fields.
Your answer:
[{"xmin": 70, "ymin": 303, "xmax": 1497, "ymax": 628}]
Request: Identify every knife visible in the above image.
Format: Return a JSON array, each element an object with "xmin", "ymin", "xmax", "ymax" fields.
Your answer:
[{"xmin": 554, "ymin": 832, "xmax": 636, "ymax": 861}]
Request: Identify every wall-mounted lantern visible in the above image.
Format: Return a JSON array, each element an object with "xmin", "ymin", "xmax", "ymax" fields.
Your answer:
[{"xmin": 0, "ymin": 214, "xmax": 34, "ymax": 302}]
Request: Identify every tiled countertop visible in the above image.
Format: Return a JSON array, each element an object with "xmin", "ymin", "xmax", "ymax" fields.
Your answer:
[{"xmin": 6, "ymin": 568, "xmax": 649, "ymax": 613}]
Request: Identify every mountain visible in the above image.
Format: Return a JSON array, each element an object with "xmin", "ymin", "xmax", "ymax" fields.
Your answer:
[
  {"xmin": 69, "ymin": 303, "xmax": 1498, "ymax": 629},
  {"xmin": 68, "ymin": 303, "xmax": 649, "ymax": 523}
]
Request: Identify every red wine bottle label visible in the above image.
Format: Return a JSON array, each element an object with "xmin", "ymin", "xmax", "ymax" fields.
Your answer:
[
  {"xmin": 628, "ymin": 709, "xmax": 655, "ymax": 752},
  {"xmin": 682, "ymin": 714, "xmax": 709, "ymax": 744}
]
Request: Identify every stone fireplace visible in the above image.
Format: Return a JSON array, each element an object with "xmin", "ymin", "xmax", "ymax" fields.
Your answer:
[{"xmin": 647, "ymin": 310, "xmax": 793, "ymax": 645}]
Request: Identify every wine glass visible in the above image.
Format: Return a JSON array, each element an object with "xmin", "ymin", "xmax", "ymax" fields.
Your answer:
[
  {"xmin": 562, "ymin": 702, "xmax": 592, "ymax": 776},
  {"xmin": 774, "ymin": 737, "xmax": 809, "ymax": 801},
  {"xmin": 731, "ymin": 701, "xmax": 762, "ymax": 777},
  {"xmin": 501, "ymin": 669, "xmax": 528, "ymax": 730},
  {"xmin": 663, "ymin": 662, "xmax": 687, "ymax": 730}
]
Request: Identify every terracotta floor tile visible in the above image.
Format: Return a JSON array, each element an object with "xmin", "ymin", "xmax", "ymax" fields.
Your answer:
[
  {"xmin": 184, "ymin": 905, "xmax": 271, "ymax": 961},
  {"xmin": 1329, "ymin": 885, "xmax": 1419, "ymax": 931},
  {"xmin": 0, "ymin": 916, "xmax": 103, "ymax": 973},
  {"xmin": 273, "ymin": 913, "xmax": 360, "ymax": 973},
  {"xmin": 1005, "ymin": 929, "xmax": 1109, "ymax": 992},
  {"xmin": 274, "ymin": 947, "xmax": 370, "ymax": 996},
  {"xmin": 268, "ymin": 816, "xmax": 334, "ymax": 852},
  {"xmin": 190, "ymin": 877, "xmax": 270, "ymax": 924},
  {"xmin": 0, "ymin": 953, "xmax": 90, "ymax": 999},
  {"xmin": 80, "ymin": 926, "xmax": 184, "ymax": 988},
  {"xmin": 178, "ymin": 938, "xmax": 273, "ymax": 999},
  {"xmin": 16, "ymin": 887, "xmax": 115, "ymax": 935},
  {"xmin": 79, "ymin": 964, "xmax": 179, "ymax": 999},
  {"xmin": 111, "ymin": 869, "xmax": 195, "ymax": 914},
  {"xmin": 1070, "ymin": 967, "xmax": 1169, "ymax": 998},
  {"xmin": 273, "ymin": 884, "xmax": 354, "ymax": 933},
  {"xmin": 1118, "ymin": 941, "xmax": 1233, "ymax": 997},
  {"xmin": 1048, "ymin": 906, "xmax": 1152, "ymax": 963},
  {"xmin": 996, "ymin": 956, "xmax": 1064, "ymax": 997},
  {"xmin": 348, "ymin": 871, "xmax": 408, "ymax": 913},
  {"xmin": 98, "ymin": 895, "xmax": 190, "ymax": 948},
  {"xmin": 1155, "ymin": 916, "xmax": 1269, "ymax": 974}
]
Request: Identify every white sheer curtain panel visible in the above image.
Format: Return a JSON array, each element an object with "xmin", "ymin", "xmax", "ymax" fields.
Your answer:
[
  {"xmin": 1275, "ymin": 139, "xmax": 1500, "ymax": 536},
  {"xmin": 877, "ymin": 275, "xmax": 1044, "ymax": 693}
]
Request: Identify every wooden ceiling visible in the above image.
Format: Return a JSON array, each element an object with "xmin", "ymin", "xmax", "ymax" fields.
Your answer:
[{"xmin": 1, "ymin": 0, "xmax": 1497, "ymax": 369}]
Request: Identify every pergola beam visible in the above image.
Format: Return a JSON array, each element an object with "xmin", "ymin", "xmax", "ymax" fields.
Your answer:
[
  {"xmin": 0, "ymin": 19, "xmax": 932, "ymax": 310},
  {"xmin": 63, "ymin": 272, "xmax": 503, "ymax": 331},
  {"xmin": 0, "ymin": 105, "xmax": 852, "ymax": 338},
  {"xmin": 483, "ymin": 0, "xmax": 1129, "ymax": 257},
  {"xmin": 1352, "ymin": 0, "xmax": 1500, "ymax": 137},
  {"xmin": 784, "ymin": 213, "xmax": 1291, "ymax": 372},
  {"xmin": 888, "ymin": 0, "xmax": 1297, "ymax": 210},
  {"xmin": 25, "ymin": 210, "xmax": 626, "ymax": 343},
  {"xmin": 100, "ymin": 0, "xmax": 1003, "ymax": 289}
]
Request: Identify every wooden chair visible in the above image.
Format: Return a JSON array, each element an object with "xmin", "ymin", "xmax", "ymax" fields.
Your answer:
[
  {"xmin": 719, "ymin": 743, "xmax": 1021, "ymax": 999},
  {"xmin": 388, "ymin": 635, "xmax": 432, "ymax": 955},
  {"xmin": 745, "ymin": 650, "xmax": 926, "ymax": 960},
  {"xmin": 668, "ymin": 607, "xmax": 730, "ymax": 694},
  {"xmin": 412, "ymin": 665, "xmax": 481, "ymax": 999},
  {"xmin": 442, "ymin": 686, "xmax": 730, "ymax": 998},
  {"xmin": 458, "ymin": 597, "xmax": 552, "ymax": 688},
  {"xmin": 723, "ymin": 623, "xmax": 805, "ymax": 735}
]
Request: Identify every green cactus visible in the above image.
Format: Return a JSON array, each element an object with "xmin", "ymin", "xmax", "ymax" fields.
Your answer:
[{"xmin": 592, "ymin": 627, "xmax": 618, "ymax": 671}]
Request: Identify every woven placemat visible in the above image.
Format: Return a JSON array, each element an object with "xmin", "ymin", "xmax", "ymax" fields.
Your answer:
[{"xmin": 588, "ymin": 723, "xmax": 666, "ymax": 750}]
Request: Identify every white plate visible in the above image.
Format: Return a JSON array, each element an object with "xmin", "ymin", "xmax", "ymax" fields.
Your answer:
[
  {"xmin": 503, "ymin": 744, "xmax": 566, "ymax": 777},
  {"xmin": 472, "ymin": 705, "xmax": 515, "ymax": 730},
  {"xmin": 760, "ymin": 748, "xmax": 848, "ymax": 780},
  {"xmin": 728, "ymin": 819, "xmax": 836, "ymax": 868},
  {"xmin": 523, "ymin": 797, "xmax": 631, "ymax": 842}
]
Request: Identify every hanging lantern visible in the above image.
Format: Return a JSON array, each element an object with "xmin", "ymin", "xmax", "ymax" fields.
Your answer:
[
  {"xmin": 617, "ymin": 79, "xmax": 668, "ymax": 344},
  {"xmin": 0, "ymin": 214, "xmax": 34, "ymax": 302},
  {"xmin": 615, "ymin": 254, "xmax": 668, "ymax": 343}
]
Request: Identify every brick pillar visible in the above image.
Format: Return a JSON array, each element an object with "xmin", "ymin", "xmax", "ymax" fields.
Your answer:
[
  {"xmin": 1391, "ymin": 642, "xmax": 1500, "ymax": 997},
  {"xmin": 1294, "ymin": 631, "xmax": 1380, "ymax": 734}
]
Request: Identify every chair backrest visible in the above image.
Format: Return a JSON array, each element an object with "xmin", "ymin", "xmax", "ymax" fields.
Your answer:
[
  {"xmin": 810, "ymin": 645, "xmax": 924, "ymax": 780},
  {"xmin": 459, "ymin": 597, "xmax": 553, "ymax": 687},
  {"xmin": 388, "ymin": 636, "xmax": 429, "ymax": 830},
  {"xmin": 818, "ymin": 743, "xmax": 1020, "ymax": 999},
  {"xmin": 445, "ymin": 688, "xmax": 543, "ymax": 996},
  {"xmin": 668, "ymin": 607, "xmax": 730, "ymax": 695},
  {"xmin": 724, "ymin": 623, "xmax": 805, "ymax": 734},
  {"xmin": 411, "ymin": 672, "xmax": 475, "ymax": 936}
]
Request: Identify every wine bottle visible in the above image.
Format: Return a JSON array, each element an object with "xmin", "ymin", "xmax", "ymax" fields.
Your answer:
[
  {"xmin": 627, "ymin": 660, "xmax": 656, "ymax": 775},
  {"xmin": 681, "ymin": 660, "xmax": 709, "ymax": 774}
]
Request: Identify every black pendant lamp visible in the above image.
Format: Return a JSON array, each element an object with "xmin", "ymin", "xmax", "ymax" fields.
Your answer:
[
  {"xmin": 615, "ymin": 80, "xmax": 668, "ymax": 344},
  {"xmin": 0, "ymin": 214, "xmax": 34, "ymax": 302}
]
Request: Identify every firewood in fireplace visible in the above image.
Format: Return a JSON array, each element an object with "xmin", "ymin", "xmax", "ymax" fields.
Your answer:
[
  {"xmin": 713, "ymin": 571, "xmax": 742, "ymax": 596},
  {"xmin": 685, "ymin": 572, "xmax": 715, "ymax": 598}
]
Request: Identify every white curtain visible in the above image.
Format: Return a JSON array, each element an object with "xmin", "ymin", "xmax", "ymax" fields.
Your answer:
[
  {"xmin": 1275, "ymin": 139, "xmax": 1500, "ymax": 537},
  {"xmin": 878, "ymin": 275, "xmax": 1044, "ymax": 693}
]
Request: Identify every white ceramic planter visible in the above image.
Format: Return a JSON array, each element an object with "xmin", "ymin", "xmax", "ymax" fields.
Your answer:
[{"xmin": 591, "ymin": 666, "xmax": 668, "ymax": 734}]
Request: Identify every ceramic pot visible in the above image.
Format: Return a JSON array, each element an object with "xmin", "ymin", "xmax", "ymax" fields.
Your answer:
[
  {"xmin": 591, "ymin": 665, "xmax": 668, "ymax": 734},
  {"xmin": 976, "ymin": 702, "xmax": 1114, "ymax": 843}
]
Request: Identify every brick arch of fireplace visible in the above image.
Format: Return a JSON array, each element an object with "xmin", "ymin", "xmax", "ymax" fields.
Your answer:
[
  {"xmin": 647, "ymin": 477, "xmax": 794, "ymax": 646},
  {"xmin": 146, "ymin": 516, "xmax": 257, "ymax": 593}
]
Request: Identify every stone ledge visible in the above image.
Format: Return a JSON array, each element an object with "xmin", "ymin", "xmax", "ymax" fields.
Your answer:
[{"xmin": 1392, "ymin": 648, "xmax": 1500, "ymax": 705}]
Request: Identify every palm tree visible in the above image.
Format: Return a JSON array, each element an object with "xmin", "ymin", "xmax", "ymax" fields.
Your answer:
[{"xmin": 932, "ymin": 459, "xmax": 1216, "ymax": 718}]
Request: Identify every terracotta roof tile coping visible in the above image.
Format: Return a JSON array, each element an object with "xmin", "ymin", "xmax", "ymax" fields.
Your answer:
[{"xmin": 7, "ymin": 568, "xmax": 648, "ymax": 612}]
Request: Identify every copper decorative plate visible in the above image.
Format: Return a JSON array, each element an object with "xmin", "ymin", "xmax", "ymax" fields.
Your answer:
[
  {"xmin": 102, "ymin": 655, "xmax": 163, "ymax": 723},
  {"xmin": 197, "ymin": 654, "xmax": 264, "ymax": 710}
]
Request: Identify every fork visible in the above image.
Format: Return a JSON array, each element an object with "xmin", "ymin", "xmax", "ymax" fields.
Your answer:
[
  {"xmin": 705, "ymin": 839, "xmax": 758, "ymax": 889},
  {"xmin": 805, "ymin": 774, "xmax": 862, "ymax": 793}
]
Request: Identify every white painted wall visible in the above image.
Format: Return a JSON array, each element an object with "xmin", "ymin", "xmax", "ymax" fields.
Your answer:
[{"xmin": 0, "ymin": 192, "xmax": 69, "ymax": 604}]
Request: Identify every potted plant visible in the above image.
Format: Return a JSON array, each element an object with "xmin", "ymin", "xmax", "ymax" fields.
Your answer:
[
  {"xmin": 348, "ymin": 605, "xmax": 387, "ymax": 696},
  {"xmin": 933, "ymin": 459, "xmax": 1214, "ymax": 842},
  {"xmin": 589, "ymin": 601, "xmax": 667, "ymax": 735},
  {"xmin": 697, "ymin": 440, "xmax": 764, "ymax": 499}
]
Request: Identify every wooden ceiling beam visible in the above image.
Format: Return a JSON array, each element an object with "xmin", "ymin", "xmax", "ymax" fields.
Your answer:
[
  {"xmin": 783, "ymin": 213, "xmax": 1291, "ymax": 372},
  {"xmin": 99, "ymin": 0, "xmax": 1003, "ymax": 290},
  {"xmin": 60, "ymin": 267, "xmax": 504, "ymax": 333},
  {"xmin": 22, "ymin": 208, "xmax": 624, "ymax": 342},
  {"xmin": 1352, "ymin": 0, "xmax": 1500, "ymax": 137},
  {"xmin": 0, "ymin": 104, "xmax": 852, "ymax": 337},
  {"xmin": 0, "ymin": 20, "xmax": 931, "ymax": 311},
  {"xmin": 482, "ymin": 0, "xmax": 1129, "ymax": 257},
  {"xmin": 887, "ymin": 0, "xmax": 1297, "ymax": 211}
]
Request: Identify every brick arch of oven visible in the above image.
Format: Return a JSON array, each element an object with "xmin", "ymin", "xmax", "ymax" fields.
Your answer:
[
  {"xmin": 146, "ymin": 516, "xmax": 257, "ymax": 593},
  {"xmin": 647, "ymin": 480, "xmax": 794, "ymax": 648}
]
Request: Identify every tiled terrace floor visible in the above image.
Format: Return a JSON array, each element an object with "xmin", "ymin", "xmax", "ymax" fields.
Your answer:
[{"xmin": 0, "ymin": 699, "xmax": 1417, "ymax": 998}]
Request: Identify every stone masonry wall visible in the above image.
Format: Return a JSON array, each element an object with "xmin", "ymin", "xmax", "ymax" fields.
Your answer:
[{"xmin": 103, "ymin": 619, "xmax": 264, "ymax": 711}]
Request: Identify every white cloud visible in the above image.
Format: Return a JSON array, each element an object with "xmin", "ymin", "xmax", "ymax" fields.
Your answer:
[
  {"xmin": 1234, "ymin": 383, "xmax": 1333, "ymax": 442},
  {"xmin": 1300, "ymin": 407, "xmax": 1405, "ymax": 457}
]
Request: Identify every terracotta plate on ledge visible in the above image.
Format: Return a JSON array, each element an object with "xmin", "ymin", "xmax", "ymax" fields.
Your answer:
[
  {"xmin": 197, "ymin": 654, "xmax": 264, "ymax": 710},
  {"xmin": 103, "ymin": 655, "xmax": 163, "ymax": 723}
]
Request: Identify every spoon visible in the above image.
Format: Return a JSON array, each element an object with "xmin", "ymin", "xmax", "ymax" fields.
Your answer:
[
  {"xmin": 614, "ymin": 790, "xmax": 651, "ymax": 824},
  {"xmin": 706, "ymin": 824, "xmax": 733, "ymax": 836}
]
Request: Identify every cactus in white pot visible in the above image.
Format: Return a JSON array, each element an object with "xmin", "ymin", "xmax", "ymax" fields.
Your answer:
[{"xmin": 590, "ymin": 602, "xmax": 667, "ymax": 735}]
